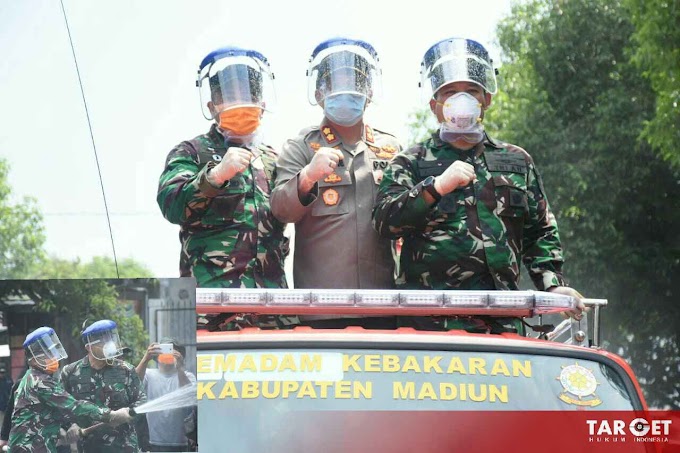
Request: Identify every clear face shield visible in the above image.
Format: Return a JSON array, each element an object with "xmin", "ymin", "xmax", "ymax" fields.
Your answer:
[
  {"xmin": 198, "ymin": 55, "xmax": 275, "ymax": 118},
  {"xmin": 85, "ymin": 328, "xmax": 123, "ymax": 361},
  {"xmin": 420, "ymin": 38, "xmax": 498, "ymax": 103},
  {"xmin": 307, "ymin": 44, "xmax": 381, "ymax": 106},
  {"xmin": 26, "ymin": 330, "xmax": 68, "ymax": 372}
]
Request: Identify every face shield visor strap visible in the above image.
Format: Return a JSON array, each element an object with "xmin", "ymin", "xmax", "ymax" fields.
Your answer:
[
  {"xmin": 198, "ymin": 56, "xmax": 274, "ymax": 120},
  {"xmin": 86, "ymin": 330, "xmax": 122, "ymax": 361},
  {"xmin": 308, "ymin": 47, "xmax": 380, "ymax": 105}
]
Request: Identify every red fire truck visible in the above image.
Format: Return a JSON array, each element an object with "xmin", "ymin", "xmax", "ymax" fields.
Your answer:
[{"xmin": 197, "ymin": 289, "xmax": 674, "ymax": 452}]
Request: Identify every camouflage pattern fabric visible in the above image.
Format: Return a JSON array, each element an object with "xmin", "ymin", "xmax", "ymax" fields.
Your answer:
[
  {"xmin": 372, "ymin": 132, "xmax": 566, "ymax": 290},
  {"xmin": 60, "ymin": 357, "xmax": 146, "ymax": 453},
  {"xmin": 157, "ymin": 124, "xmax": 289, "ymax": 288},
  {"xmin": 8, "ymin": 368, "xmax": 108, "ymax": 453}
]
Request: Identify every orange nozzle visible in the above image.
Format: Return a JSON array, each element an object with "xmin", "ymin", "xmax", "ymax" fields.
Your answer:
[{"xmin": 158, "ymin": 353, "xmax": 176, "ymax": 365}]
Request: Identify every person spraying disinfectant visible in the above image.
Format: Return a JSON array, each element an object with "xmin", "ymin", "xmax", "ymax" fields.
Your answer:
[
  {"xmin": 60, "ymin": 320, "xmax": 146, "ymax": 453},
  {"xmin": 7, "ymin": 327, "xmax": 131, "ymax": 453}
]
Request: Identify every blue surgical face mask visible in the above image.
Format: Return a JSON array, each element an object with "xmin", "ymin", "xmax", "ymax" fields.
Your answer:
[{"xmin": 324, "ymin": 93, "xmax": 366, "ymax": 126}]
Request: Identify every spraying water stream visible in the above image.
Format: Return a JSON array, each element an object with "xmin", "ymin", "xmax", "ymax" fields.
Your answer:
[{"xmin": 133, "ymin": 382, "xmax": 197, "ymax": 414}]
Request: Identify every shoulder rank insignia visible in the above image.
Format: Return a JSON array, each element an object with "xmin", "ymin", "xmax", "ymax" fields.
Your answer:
[
  {"xmin": 322, "ymin": 126, "xmax": 339, "ymax": 144},
  {"xmin": 374, "ymin": 145, "xmax": 397, "ymax": 159},
  {"xmin": 324, "ymin": 173, "xmax": 342, "ymax": 184},
  {"xmin": 365, "ymin": 125, "xmax": 375, "ymax": 143},
  {"xmin": 322, "ymin": 188, "xmax": 339, "ymax": 206}
]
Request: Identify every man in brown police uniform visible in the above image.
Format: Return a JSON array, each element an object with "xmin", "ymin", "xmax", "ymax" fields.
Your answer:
[{"xmin": 271, "ymin": 38, "xmax": 401, "ymax": 289}]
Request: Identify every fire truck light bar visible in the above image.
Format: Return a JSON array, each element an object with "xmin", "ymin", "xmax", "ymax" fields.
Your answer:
[{"xmin": 196, "ymin": 289, "xmax": 577, "ymax": 317}]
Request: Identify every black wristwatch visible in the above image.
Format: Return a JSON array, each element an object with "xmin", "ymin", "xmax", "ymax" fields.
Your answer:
[{"xmin": 421, "ymin": 176, "xmax": 442, "ymax": 202}]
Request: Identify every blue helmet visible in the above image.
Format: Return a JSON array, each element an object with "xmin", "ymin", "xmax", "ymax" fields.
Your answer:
[
  {"xmin": 81, "ymin": 319, "xmax": 117, "ymax": 338},
  {"xmin": 24, "ymin": 326, "xmax": 56, "ymax": 348},
  {"xmin": 24, "ymin": 326, "xmax": 68, "ymax": 370},
  {"xmin": 197, "ymin": 46, "xmax": 275, "ymax": 120},
  {"xmin": 82, "ymin": 319, "xmax": 123, "ymax": 360}
]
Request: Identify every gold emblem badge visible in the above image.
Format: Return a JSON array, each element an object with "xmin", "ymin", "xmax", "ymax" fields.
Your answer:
[
  {"xmin": 324, "ymin": 173, "xmax": 342, "ymax": 184},
  {"xmin": 322, "ymin": 188, "xmax": 339, "ymax": 206},
  {"xmin": 556, "ymin": 363, "xmax": 602, "ymax": 407},
  {"xmin": 371, "ymin": 144, "xmax": 397, "ymax": 159},
  {"xmin": 310, "ymin": 142, "xmax": 321, "ymax": 151}
]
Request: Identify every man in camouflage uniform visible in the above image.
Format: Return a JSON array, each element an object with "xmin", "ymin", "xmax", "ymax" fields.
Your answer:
[
  {"xmin": 372, "ymin": 38, "xmax": 583, "ymax": 312},
  {"xmin": 60, "ymin": 320, "xmax": 145, "ymax": 453},
  {"xmin": 8, "ymin": 327, "xmax": 130, "ymax": 453},
  {"xmin": 271, "ymin": 38, "xmax": 401, "ymax": 288},
  {"xmin": 157, "ymin": 46, "xmax": 288, "ymax": 288}
]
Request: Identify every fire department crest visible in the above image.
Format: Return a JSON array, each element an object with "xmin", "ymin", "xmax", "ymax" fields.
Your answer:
[{"xmin": 557, "ymin": 363, "xmax": 602, "ymax": 407}]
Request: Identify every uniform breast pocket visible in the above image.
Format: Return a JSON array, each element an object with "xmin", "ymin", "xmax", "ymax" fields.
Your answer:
[
  {"xmin": 493, "ymin": 176, "xmax": 528, "ymax": 220},
  {"xmin": 203, "ymin": 177, "xmax": 249, "ymax": 225},
  {"xmin": 312, "ymin": 187, "xmax": 350, "ymax": 217},
  {"xmin": 72, "ymin": 382, "xmax": 94, "ymax": 396},
  {"xmin": 107, "ymin": 392, "xmax": 127, "ymax": 409},
  {"xmin": 205, "ymin": 193, "xmax": 246, "ymax": 225},
  {"xmin": 415, "ymin": 159, "xmax": 456, "ymax": 178}
]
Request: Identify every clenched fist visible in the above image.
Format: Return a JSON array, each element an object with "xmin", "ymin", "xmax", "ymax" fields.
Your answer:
[
  {"xmin": 65, "ymin": 424, "xmax": 82, "ymax": 443},
  {"xmin": 109, "ymin": 407, "xmax": 132, "ymax": 426},
  {"xmin": 434, "ymin": 161, "xmax": 476, "ymax": 196},
  {"xmin": 208, "ymin": 147, "xmax": 252, "ymax": 186},
  {"xmin": 301, "ymin": 147, "xmax": 344, "ymax": 183}
]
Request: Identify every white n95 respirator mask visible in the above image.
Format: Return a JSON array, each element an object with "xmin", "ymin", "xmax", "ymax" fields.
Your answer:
[{"xmin": 439, "ymin": 92, "xmax": 484, "ymax": 145}]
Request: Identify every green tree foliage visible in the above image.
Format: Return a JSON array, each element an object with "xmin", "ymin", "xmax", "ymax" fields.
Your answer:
[
  {"xmin": 406, "ymin": 107, "xmax": 439, "ymax": 146},
  {"xmin": 487, "ymin": 0, "xmax": 680, "ymax": 408},
  {"xmin": 34, "ymin": 255, "xmax": 153, "ymax": 279},
  {"xmin": 0, "ymin": 159, "xmax": 46, "ymax": 278},
  {"xmin": 0, "ymin": 280, "xmax": 148, "ymax": 365},
  {"xmin": 623, "ymin": 0, "xmax": 680, "ymax": 167}
]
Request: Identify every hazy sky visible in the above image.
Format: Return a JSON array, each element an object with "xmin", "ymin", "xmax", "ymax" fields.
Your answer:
[{"xmin": 0, "ymin": 0, "xmax": 515, "ymax": 279}]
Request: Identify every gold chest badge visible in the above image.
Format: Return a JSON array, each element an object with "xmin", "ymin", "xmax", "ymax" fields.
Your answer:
[
  {"xmin": 322, "ymin": 188, "xmax": 339, "ymax": 206},
  {"xmin": 324, "ymin": 173, "xmax": 342, "ymax": 184}
]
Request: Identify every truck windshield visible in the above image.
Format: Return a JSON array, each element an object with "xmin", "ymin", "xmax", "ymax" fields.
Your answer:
[{"xmin": 198, "ymin": 347, "xmax": 640, "ymax": 451}]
